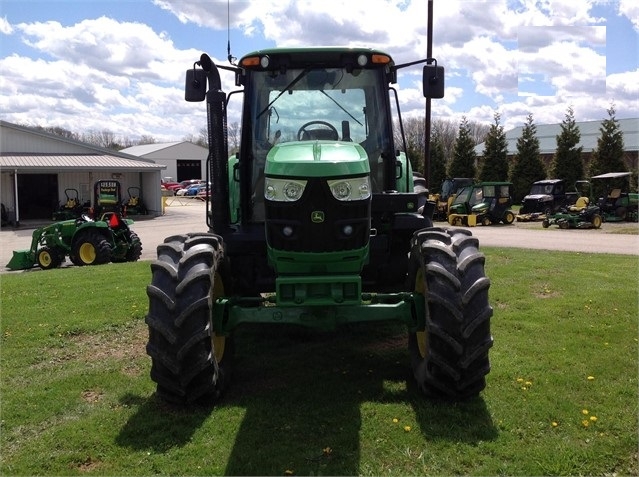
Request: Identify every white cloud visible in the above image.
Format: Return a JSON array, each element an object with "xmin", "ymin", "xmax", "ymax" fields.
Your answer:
[
  {"xmin": 618, "ymin": 0, "xmax": 639, "ymax": 31},
  {"xmin": 0, "ymin": 0, "xmax": 636, "ymax": 142},
  {"xmin": 0, "ymin": 16, "xmax": 13, "ymax": 34}
]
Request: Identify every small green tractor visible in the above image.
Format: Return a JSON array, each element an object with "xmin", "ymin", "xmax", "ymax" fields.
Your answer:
[
  {"xmin": 145, "ymin": 47, "xmax": 493, "ymax": 405},
  {"xmin": 6, "ymin": 212, "xmax": 142, "ymax": 270},
  {"xmin": 6, "ymin": 180, "xmax": 142, "ymax": 271},
  {"xmin": 447, "ymin": 182, "xmax": 515, "ymax": 226}
]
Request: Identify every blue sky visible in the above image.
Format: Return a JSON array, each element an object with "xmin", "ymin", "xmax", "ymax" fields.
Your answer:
[{"xmin": 1, "ymin": 0, "xmax": 637, "ymax": 142}]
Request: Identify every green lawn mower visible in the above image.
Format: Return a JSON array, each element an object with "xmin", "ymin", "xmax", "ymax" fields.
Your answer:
[
  {"xmin": 6, "ymin": 211, "xmax": 142, "ymax": 271},
  {"xmin": 542, "ymin": 196, "xmax": 602, "ymax": 229},
  {"xmin": 52, "ymin": 188, "xmax": 90, "ymax": 221}
]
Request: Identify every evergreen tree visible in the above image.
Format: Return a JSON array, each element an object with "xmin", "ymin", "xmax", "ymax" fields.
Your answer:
[
  {"xmin": 509, "ymin": 113, "xmax": 546, "ymax": 203},
  {"xmin": 550, "ymin": 106, "xmax": 583, "ymax": 186},
  {"xmin": 588, "ymin": 105, "xmax": 626, "ymax": 177},
  {"xmin": 479, "ymin": 112, "xmax": 509, "ymax": 182},
  {"xmin": 448, "ymin": 117, "xmax": 476, "ymax": 179},
  {"xmin": 428, "ymin": 129, "xmax": 447, "ymax": 193}
]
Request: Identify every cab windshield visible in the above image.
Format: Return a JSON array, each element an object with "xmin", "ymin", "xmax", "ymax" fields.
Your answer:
[{"xmin": 247, "ymin": 66, "xmax": 391, "ymax": 189}]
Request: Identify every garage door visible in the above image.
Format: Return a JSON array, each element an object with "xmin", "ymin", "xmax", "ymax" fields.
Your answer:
[
  {"xmin": 18, "ymin": 174, "xmax": 58, "ymax": 220},
  {"xmin": 177, "ymin": 159, "xmax": 202, "ymax": 182}
]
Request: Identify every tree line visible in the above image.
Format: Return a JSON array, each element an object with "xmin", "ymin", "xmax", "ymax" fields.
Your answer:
[{"xmin": 401, "ymin": 105, "xmax": 634, "ymax": 203}]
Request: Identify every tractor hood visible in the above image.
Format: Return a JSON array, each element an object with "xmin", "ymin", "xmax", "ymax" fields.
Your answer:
[
  {"xmin": 265, "ymin": 141, "xmax": 369, "ymax": 178},
  {"xmin": 523, "ymin": 193, "xmax": 552, "ymax": 202}
]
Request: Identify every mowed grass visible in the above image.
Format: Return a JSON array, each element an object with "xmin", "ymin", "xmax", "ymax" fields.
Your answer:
[{"xmin": 0, "ymin": 249, "xmax": 637, "ymax": 476}]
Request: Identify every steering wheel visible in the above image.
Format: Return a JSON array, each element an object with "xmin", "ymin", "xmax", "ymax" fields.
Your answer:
[{"xmin": 297, "ymin": 121, "xmax": 339, "ymax": 141}]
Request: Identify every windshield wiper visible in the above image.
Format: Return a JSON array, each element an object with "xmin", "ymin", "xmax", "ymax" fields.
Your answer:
[
  {"xmin": 257, "ymin": 68, "xmax": 310, "ymax": 119},
  {"xmin": 320, "ymin": 90, "xmax": 363, "ymax": 126}
]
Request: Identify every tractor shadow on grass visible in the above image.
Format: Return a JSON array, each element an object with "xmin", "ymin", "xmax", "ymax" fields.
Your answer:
[
  {"xmin": 116, "ymin": 392, "xmax": 213, "ymax": 453},
  {"xmin": 115, "ymin": 323, "xmax": 496, "ymax": 474},
  {"xmin": 221, "ymin": 323, "xmax": 498, "ymax": 475}
]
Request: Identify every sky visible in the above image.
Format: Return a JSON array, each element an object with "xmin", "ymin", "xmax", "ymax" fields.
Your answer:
[{"xmin": 0, "ymin": 0, "xmax": 637, "ymax": 143}]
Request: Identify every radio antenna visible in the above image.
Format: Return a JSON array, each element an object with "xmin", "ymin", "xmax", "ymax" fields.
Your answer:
[{"xmin": 227, "ymin": 0, "xmax": 236, "ymax": 64}]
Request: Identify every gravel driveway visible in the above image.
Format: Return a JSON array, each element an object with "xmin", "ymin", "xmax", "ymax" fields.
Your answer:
[{"xmin": 1, "ymin": 201, "xmax": 637, "ymax": 273}]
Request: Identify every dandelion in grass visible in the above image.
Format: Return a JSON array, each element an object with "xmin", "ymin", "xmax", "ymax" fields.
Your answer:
[
  {"xmin": 582, "ymin": 419, "xmax": 590, "ymax": 427},
  {"xmin": 587, "ymin": 376, "xmax": 595, "ymax": 381},
  {"xmin": 590, "ymin": 416, "xmax": 598, "ymax": 422},
  {"xmin": 392, "ymin": 418, "xmax": 398, "ymax": 423},
  {"xmin": 323, "ymin": 447, "xmax": 332, "ymax": 456},
  {"xmin": 582, "ymin": 409, "xmax": 589, "ymax": 415},
  {"xmin": 551, "ymin": 421, "xmax": 559, "ymax": 427},
  {"xmin": 404, "ymin": 426, "xmax": 411, "ymax": 432}
]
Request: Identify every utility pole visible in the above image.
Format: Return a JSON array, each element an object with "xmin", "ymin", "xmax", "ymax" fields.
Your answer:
[{"xmin": 424, "ymin": 0, "xmax": 434, "ymax": 190}]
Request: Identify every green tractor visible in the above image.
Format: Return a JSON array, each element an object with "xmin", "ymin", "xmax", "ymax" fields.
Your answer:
[
  {"xmin": 6, "ymin": 212, "xmax": 142, "ymax": 270},
  {"xmin": 145, "ymin": 47, "xmax": 493, "ymax": 404},
  {"xmin": 448, "ymin": 182, "xmax": 515, "ymax": 226}
]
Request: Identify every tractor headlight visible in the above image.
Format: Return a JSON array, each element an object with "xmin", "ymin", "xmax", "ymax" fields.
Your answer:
[
  {"xmin": 327, "ymin": 177, "xmax": 371, "ymax": 201},
  {"xmin": 264, "ymin": 178, "xmax": 307, "ymax": 202}
]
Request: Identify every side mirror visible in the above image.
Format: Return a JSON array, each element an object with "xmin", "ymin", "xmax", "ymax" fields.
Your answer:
[
  {"xmin": 185, "ymin": 68, "xmax": 207, "ymax": 102},
  {"xmin": 423, "ymin": 64, "xmax": 445, "ymax": 99}
]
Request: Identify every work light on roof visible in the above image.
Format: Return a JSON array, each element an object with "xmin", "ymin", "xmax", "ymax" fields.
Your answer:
[
  {"xmin": 357, "ymin": 54, "xmax": 368, "ymax": 67},
  {"xmin": 260, "ymin": 56, "xmax": 270, "ymax": 68}
]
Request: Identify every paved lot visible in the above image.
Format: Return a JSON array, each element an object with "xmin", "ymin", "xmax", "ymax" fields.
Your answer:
[{"xmin": 1, "ymin": 201, "xmax": 637, "ymax": 273}]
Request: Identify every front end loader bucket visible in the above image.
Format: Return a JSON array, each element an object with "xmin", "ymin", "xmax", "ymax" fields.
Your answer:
[{"xmin": 6, "ymin": 250, "xmax": 35, "ymax": 271}]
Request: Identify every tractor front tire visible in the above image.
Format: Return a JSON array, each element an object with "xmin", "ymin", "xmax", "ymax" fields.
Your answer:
[
  {"xmin": 70, "ymin": 231, "xmax": 111, "ymax": 266},
  {"xmin": 591, "ymin": 214, "xmax": 602, "ymax": 229},
  {"xmin": 145, "ymin": 233, "xmax": 232, "ymax": 405},
  {"xmin": 502, "ymin": 211, "xmax": 515, "ymax": 224},
  {"xmin": 409, "ymin": 227, "xmax": 493, "ymax": 400},
  {"xmin": 37, "ymin": 247, "xmax": 63, "ymax": 270}
]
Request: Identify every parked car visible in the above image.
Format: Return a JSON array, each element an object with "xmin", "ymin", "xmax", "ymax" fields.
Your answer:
[{"xmin": 167, "ymin": 179, "xmax": 202, "ymax": 195}]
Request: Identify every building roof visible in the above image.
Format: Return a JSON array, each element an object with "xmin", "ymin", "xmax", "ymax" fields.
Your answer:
[
  {"xmin": 0, "ymin": 154, "xmax": 165, "ymax": 172},
  {"xmin": 119, "ymin": 142, "xmax": 183, "ymax": 156},
  {"xmin": 0, "ymin": 120, "xmax": 165, "ymax": 173},
  {"xmin": 475, "ymin": 117, "xmax": 639, "ymax": 156}
]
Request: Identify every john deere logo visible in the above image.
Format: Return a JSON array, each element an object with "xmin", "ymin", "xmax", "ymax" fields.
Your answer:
[{"xmin": 311, "ymin": 211, "xmax": 325, "ymax": 223}]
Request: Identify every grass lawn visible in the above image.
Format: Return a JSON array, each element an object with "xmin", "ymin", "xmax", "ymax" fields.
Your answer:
[{"xmin": 1, "ymin": 248, "xmax": 637, "ymax": 476}]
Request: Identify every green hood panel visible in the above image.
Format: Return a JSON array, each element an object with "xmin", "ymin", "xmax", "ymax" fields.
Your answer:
[{"xmin": 265, "ymin": 142, "xmax": 370, "ymax": 178}]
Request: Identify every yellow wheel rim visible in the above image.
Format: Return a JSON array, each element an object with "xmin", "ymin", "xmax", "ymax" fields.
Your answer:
[
  {"xmin": 39, "ymin": 251, "xmax": 52, "ymax": 267},
  {"xmin": 79, "ymin": 243, "xmax": 96, "ymax": 263},
  {"xmin": 593, "ymin": 216, "xmax": 602, "ymax": 228}
]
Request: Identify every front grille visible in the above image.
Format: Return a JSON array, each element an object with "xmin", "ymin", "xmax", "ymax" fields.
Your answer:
[{"xmin": 265, "ymin": 178, "xmax": 370, "ymax": 252}]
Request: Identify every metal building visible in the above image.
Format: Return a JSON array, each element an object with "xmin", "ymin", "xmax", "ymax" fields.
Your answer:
[{"xmin": 0, "ymin": 121, "xmax": 166, "ymax": 225}]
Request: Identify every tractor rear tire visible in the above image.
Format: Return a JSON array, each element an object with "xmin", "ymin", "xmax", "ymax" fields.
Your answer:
[
  {"xmin": 145, "ymin": 233, "xmax": 232, "ymax": 405},
  {"xmin": 70, "ymin": 231, "xmax": 111, "ymax": 266},
  {"xmin": 125, "ymin": 231, "xmax": 143, "ymax": 262},
  {"xmin": 37, "ymin": 247, "xmax": 63, "ymax": 270},
  {"xmin": 408, "ymin": 227, "xmax": 493, "ymax": 400}
]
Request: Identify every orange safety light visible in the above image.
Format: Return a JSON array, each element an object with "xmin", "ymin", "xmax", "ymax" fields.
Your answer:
[
  {"xmin": 371, "ymin": 54, "xmax": 391, "ymax": 64},
  {"xmin": 240, "ymin": 56, "xmax": 261, "ymax": 67}
]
